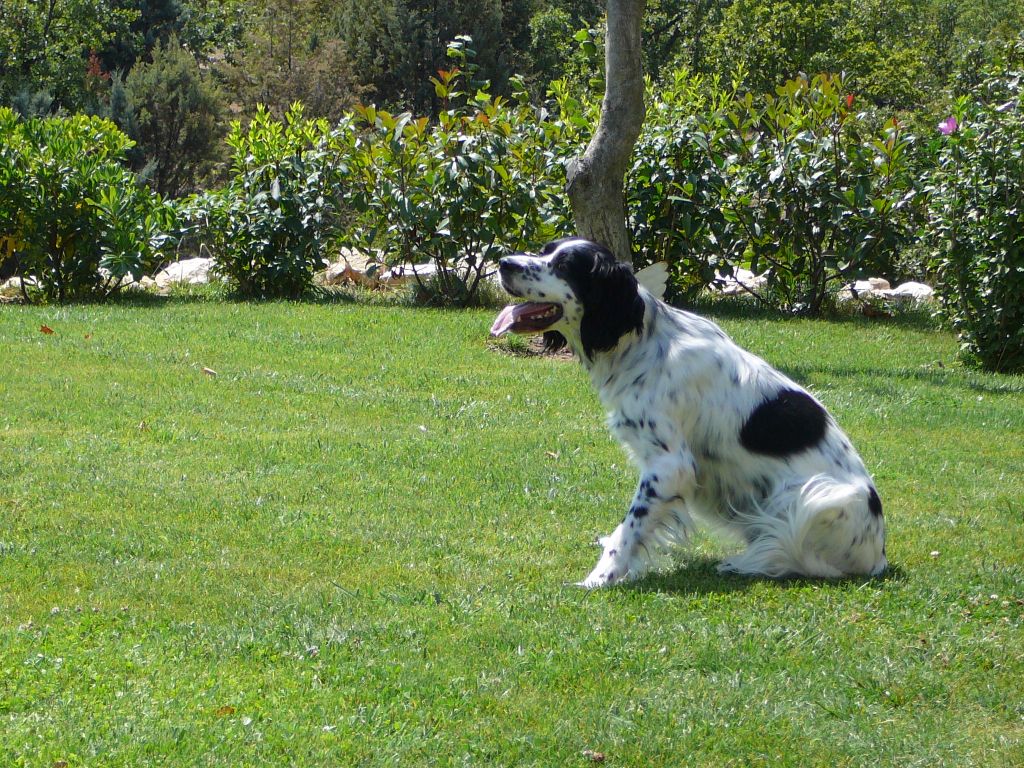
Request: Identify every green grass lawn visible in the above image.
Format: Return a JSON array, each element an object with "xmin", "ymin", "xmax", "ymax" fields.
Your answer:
[{"xmin": 2, "ymin": 297, "xmax": 1023, "ymax": 766}]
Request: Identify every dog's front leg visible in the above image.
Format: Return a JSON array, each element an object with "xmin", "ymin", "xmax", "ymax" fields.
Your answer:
[{"xmin": 579, "ymin": 454, "xmax": 697, "ymax": 588}]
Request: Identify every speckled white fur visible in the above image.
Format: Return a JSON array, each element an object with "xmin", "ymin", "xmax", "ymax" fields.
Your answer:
[{"xmin": 498, "ymin": 239, "xmax": 887, "ymax": 588}]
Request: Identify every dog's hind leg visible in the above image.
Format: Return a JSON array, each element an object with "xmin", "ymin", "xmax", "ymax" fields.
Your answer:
[
  {"xmin": 717, "ymin": 477, "xmax": 887, "ymax": 578},
  {"xmin": 579, "ymin": 454, "xmax": 697, "ymax": 588}
]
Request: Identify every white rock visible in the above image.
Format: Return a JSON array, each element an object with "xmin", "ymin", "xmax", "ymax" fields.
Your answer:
[
  {"xmin": 839, "ymin": 277, "xmax": 892, "ymax": 301},
  {"xmin": 380, "ymin": 262, "xmax": 438, "ymax": 286},
  {"xmin": 849, "ymin": 279, "xmax": 876, "ymax": 296},
  {"xmin": 320, "ymin": 261, "xmax": 349, "ymax": 285},
  {"xmin": 154, "ymin": 257, "xmax": 214, "ymax": 288},
  {"xmin": 0, "ymin": 276, "xmax": 38, "ymax": 297},
  {"xmin": 320, "ymin": 248, "xmax": 384, "ymax": 287},
  {"xmin": 713, "ymin": 268, "xmax": 766, "ymax": 295},
  {"xmin": 0, "ymin": 277, "xmax": 22, "ymax": 297},
  {"xmin": 887, "ymin": 281, "xmax": 934, "ymax": 301},
  {"xmin": 99, "ymin": 268, "xmax": 149, "ymax": 290},
  {"xmin": 123, "ymin": 275, "xmax": 158, "ymax": 292},
  {"xmin": 840, "ymin": 277, "xmax": 935, "ymax": 303}
]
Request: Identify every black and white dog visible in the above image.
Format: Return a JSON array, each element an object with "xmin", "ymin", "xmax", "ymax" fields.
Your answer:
[{"xmin": 492, "ymin": 237, "xmax": 887, "ymax": 588}]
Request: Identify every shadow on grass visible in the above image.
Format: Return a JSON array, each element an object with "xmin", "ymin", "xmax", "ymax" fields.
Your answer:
[
  {"xmin": 624, "ymin": 556, "xmax": 755, "ymax": 596},
  {"xmin": 622, "ymin": 557, "xmax": 906, "ymax": 597},
  {"xmin": 107, "ymin": 285, "xmax": 364, "ymax": 307},
  {"xmin": 780, "ymin": 361, "xmax": 1024, "ymax": 395},
  {"xmin": 685, "ymin": 295, "xmax": 942, "ymax": 332},
  {"xmin": 145, "ymin": 284, "xmax": 504, "ymax": 309}
]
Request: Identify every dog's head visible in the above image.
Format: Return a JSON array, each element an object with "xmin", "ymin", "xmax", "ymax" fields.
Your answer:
[{"xmin": 491, "ymin": 237, "xmax": 645, "ymax": 360}]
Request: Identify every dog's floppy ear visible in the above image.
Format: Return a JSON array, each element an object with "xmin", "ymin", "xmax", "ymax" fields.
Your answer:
[{"xmin": 579, "ymin": 256, "xmax": 644, "ymax": 359}]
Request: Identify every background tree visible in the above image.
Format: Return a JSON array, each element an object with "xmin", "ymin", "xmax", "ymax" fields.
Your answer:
[
  {"xmin": 122, "ymin": 36, "xmax": 226, "ymax": 197},
  {"xmin": 705, "ymin": 0, "xmax": 1024, "ymax": 111},
  {"xmin": 526, "ymin": 1, "xmax": 603, "ymax": 87},
  {"xmin": 566, "ymin": 0, "xmax": 646, "ymax": 261},
  {"xmin": 331, "ymin": 0, "xmax": 534, "ymax": 113},
  {"xmin": 641, "ymin": 0, "xmax": 732, "ymax": 77},
  {"xmin": 0, "ymin": 0, "xmax": 134, "ymax": 111},
  {"xmin": 102, "ymin": 0, "xmax": 186, "ymax": 72},
  {"xmin": 709, "ymin": 0, "xmax": 848, "ymax": 99},
  {"xmin": 222, "ymin": 0, "xmax": 365, "ymax": 121}
]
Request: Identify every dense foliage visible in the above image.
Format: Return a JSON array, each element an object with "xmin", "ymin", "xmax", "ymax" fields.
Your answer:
[
  {"xmin": 926, "ymin": 43, "xmax": 1024, "ymax": 373},
  {"xmin": 97, "ymin": 36, "xmax": 227, "ymax": 199},
  {"xmin": 629, "ymin": 72, "xmax": 918, "ymax": 309},
  {"xmin": 0, "ymin": 108, "xmax": 174, "ymax": 301},
  {"xmin": 330, "ymin": 0, "xmax": 536, "ymax": 115},
  {"xmin": 180, "ymin": 104, "xmax": 346, "ymax": 299},
  {"xmin": 167, "ymin": 62, "xmax": 923, "ymax": 308},
  {"xmin": 342, "ymin": 58, "xmax": 579, "ymax": 305},
  {"xmin": 5, "ymin": 1, "xmax": 1022, "ymax": 122},
  {"xmin": 2, "ymin": 1, "xmax": 1024, "ymax": 371},
  {"xmin": 175, "ymin": 49, "xmax": 583, "ymax": 303},
  {"xmin": 0, "ymin": 0, "xmax": 134, "ymax": 112}
]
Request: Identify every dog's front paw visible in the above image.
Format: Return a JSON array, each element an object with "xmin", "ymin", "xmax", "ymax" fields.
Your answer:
[
  {"xmin": 579, "ymin": 525, "xmax": 637, "ymax": 588},
  {"xmin": 577, "ymin": 569, "xmax": 621, "ymax": 589},
  {"xmin": 578, "ymin": 557, "xmax": 634, "ymax": 589}
]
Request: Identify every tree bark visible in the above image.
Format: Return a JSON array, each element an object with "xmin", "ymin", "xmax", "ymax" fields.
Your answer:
[{"xmin": 566, "ymin": 0, "xmax": 646, "ymax": 263}]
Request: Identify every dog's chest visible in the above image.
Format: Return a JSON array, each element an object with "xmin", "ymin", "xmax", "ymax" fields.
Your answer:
[
  {"xmin": 589, "ymin": 320, "xmax": 734, "ymax": 462},
  {"xmin": 594, "ymin": 359, "xmax": 700, "ymax": 456},
  {"xmin": 604, "ymin": 388, "xmax": 695, "ymax": 463}
]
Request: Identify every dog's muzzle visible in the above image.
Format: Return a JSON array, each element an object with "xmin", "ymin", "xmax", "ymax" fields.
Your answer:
[{"xmin": 492, "ymin": 257, "xmax": 563, "ymax": 336}]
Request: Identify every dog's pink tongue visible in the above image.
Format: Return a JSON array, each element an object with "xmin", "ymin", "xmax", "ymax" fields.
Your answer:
[{"xmin": 490, "ymin": 304, "xmax": 518, "ymax": 337}]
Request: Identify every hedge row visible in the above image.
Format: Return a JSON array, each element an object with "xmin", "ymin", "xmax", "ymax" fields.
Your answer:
[{"xmin": 2, "ymin": 41, "xmax": 1022, "ymax": 370}]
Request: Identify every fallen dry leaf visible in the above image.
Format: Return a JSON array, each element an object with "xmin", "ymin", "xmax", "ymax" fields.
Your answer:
[
  {"xmin": 84, "ymin": 333, "xmax": 92, "ymax": 340},
  {"xmin": 52, "ymin": 761, "xmax": 69, "ymax": 768},
  {"xmin": 215, "ymin": 705, "xmax": 236, "ymax": 717},
  {"xmin": 582, "ymin": 750, "xmax": 606, "ymax": 763},
  {"xmin": 202, "ymin": 367, "xmax": 217, "ymax": 377},
  {"xmin": 40, "ymin": 325, "xmax": 54, "ymax": 335}
]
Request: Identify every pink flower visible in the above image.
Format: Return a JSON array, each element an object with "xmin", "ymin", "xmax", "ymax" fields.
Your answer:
[{"xmin": 938, "ymin": 116, "xmax": 958, "ymax": 135}]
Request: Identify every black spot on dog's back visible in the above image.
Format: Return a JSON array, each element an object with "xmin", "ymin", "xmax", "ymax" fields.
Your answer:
[
  {"xmin": 867, "ymin": 486, "xmax": 883, "ymax": 517},
  {"xmin": 740, "ymin": 388, "xmax": 828, "ymax": 457}
]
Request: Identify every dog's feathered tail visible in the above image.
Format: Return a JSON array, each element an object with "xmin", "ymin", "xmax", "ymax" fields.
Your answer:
[{"xmin": 717, "ymin": 475, "xmax": 887, "ymax": 578}]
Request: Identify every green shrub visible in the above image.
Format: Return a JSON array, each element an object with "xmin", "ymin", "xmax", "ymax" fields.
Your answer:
[
  {"xmin": 181, "ymin": 103, "xmax": 348, "ymax": 299},
  {"xmin": 0, "ymin": 107, "xmax": 174, "ymax": 301},
  {"xmin": 630, "ymin": 72, "xmax": 919, "ymax": 312},
  {"xmin": 343, "ymin": 62, "xmax": 578, "ymax": 305},
  {"xmin": 0, "ymin": 109, "xmax": 23, "ymax": 261},
  {"xmin": 121, "ymin": 35, "xmax": 227, "ymax": 198},
  {"xmin": 0, "ymin": 0, "xmax": 135, "ymax": 112},
  {"xmin": 726, "ymin": 75, "xmax": 918, "ymax": 313},
  {"xmin": 628, "ymin": 71, "xmax": 745, "ymax": 302},
  {"xmin": 926, "ymin": 46, "xmax": 1024, "ymax": 373},
  {"xmin": 179, "ymin": 48, "xmax": 583, "ymax": 305}
]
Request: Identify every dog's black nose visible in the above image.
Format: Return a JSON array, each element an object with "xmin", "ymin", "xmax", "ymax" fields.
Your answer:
[{"xmin": 499, "ymin": 257, "xmax": 520, "ymax": 274}]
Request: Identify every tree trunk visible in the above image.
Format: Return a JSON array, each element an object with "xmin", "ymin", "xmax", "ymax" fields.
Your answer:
[{"xmin": 566, "ymin": 0, "xmax": 646, "ymax": 263}]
